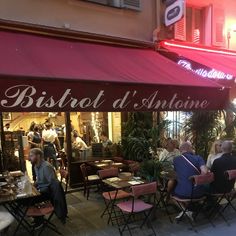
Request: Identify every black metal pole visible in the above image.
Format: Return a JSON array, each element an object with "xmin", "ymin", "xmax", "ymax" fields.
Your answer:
[
  {"xmin": 65, "ymin": 112, "xmax": 72, "ymax": 185},
  {"xmin": 0, "ymin": 112, "xmax": 5, "ymax": 172}
]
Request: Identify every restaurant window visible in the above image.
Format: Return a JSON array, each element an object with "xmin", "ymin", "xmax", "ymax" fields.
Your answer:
[
  {"xmin": 165, "ymin": 111, "xmax": 188, "ymax": 140},
  {"xmin": 81, "ymin": 0, "xmax": 141, "ymax": 11},
  {"xmin": 174, "ymin": 6, "xmax": 204, "ymax": 44}
]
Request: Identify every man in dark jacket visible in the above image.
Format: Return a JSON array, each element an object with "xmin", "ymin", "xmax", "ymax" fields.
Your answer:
[{"xmin": 211, "ymin": 140, "xmax": 236, "ymax": 193}]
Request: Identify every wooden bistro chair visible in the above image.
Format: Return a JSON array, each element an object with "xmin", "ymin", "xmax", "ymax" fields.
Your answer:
[
  {"xmin": 80, "ymin": 163, "xmax": 100, "ymax": 200},
  {"xmin": 113, "ymin": 157, "xmax": 124, "ymax": 163},
  {"xmin": 60, "ymin": 168, "xmax": 69, "ymax": 194},
  {"xmin": 26, "ymin": 202, "xmax": 61, "ymax": 236},
  {"xmin": 223, "ymin": 169, "xmax": 236, "ymax": 212},
  {"xmin": 172, "ymin": 172, "xmax": 214, "ymax": 232},
  {"xmin": 209, "ymin": 169, "xmax": 236, "ymax": 224},
  {"xmin": 116, "ymin": 182, "xmax": 158, "ymax": 236},
  {"xmin": 98, "ymin": 168, "xmax": 131, "ymax": 224}
]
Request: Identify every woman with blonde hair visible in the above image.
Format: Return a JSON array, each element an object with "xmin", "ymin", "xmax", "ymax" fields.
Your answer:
[{"xmin": 206, "ymin": 140, "xmax": 223, "ymax": 169}]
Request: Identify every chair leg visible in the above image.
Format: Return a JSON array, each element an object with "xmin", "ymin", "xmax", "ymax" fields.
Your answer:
[
  {"xmin": 142, "ymin": 211, "xmax": 156, "ymax": 236},
  {"xmin": 83, "ymin": 182, "xmax": 86, "ymax": 197},
  {"xmin": 87, "ymin": 185, "xmax": 90, "ymax": 200},
  {"xmin": 101, "ymin": 200, "xmax": 111, "ymax": 218}
]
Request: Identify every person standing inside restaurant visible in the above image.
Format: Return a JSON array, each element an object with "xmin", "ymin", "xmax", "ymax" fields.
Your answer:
[
  {"xmin": 206, "ymin": 140, "xmax": 223, "ymax": 169},
  {"xmin": 28, "ymin": 124, "xmax": 42, "ymax": 181},
  {"xmin": 210, "ymin": 140, "xmax": 236, "ymax": 193},
  {"xmin": 173, "ymin": 142, "xmax": 208, "ymax": 220},
  {"xmin": 42, "ymin": 122, "xmax": 61, "ymax": 170}
]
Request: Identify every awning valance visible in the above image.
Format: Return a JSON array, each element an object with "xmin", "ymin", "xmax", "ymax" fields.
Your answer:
[
  {"xmin": 0, "ymin": 31, "xmax": 229, "ymax": 112},
  {"xmin": 160, "ymin": 40, "xmax": 236, "ymax": 78}
]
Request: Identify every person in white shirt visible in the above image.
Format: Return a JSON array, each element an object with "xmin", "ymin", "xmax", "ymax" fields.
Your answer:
[
  {"xmin": 206, "ymin": 140, "xmax": 223, "ymax": 169},
  {"xmin": 73, "ymin": 135, "xmax": 88, "ymax": 150},
  {"xmin": 42, "ymin": 122, "xmax": 61, "ymax": 169},
  {"xmin": 3, "ymin": 123, "xmax": 10, "ymax": 131},
  {"xmin": 159, "ymin": 139, "xmax": 180, "ymax": 163}
]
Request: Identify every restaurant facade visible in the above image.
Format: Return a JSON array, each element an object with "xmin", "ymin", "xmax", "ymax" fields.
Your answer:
[{"xmin": 0, "ymin": 0, "xmax": 235, "ymax": 186}]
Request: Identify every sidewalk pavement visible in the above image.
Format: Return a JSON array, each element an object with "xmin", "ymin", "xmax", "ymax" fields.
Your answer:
[{"xmin": 11, "ymin": 190, "xmax": 236, "ymax": 236}]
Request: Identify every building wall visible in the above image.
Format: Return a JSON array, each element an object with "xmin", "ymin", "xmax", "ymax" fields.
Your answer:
[
  {"xmin": 187, "ymin": 0, "xmax": 236, "ymax": 50},
  {"xmin": 0, "ymin": 0, "xmax": 158, "ymax": 42}
]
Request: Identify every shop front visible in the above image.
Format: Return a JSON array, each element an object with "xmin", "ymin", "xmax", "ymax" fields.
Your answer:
[{"xmin": 0, "ymin": 30, "xmax": 230, "ymax": 186}]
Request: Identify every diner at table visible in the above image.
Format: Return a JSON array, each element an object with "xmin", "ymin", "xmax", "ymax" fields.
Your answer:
[{"xmin": 1, "ymin": 134, "xmax": 236, "ymax": 236}]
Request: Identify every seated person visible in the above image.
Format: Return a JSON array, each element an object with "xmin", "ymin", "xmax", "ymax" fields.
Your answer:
[
  {"xmin": 100, "ymin": 132, "xmax": 112, "ymax": 157},
  {"xmin": 173, "ymin": 142, "xmax": 207, "ymax": 219},
  {"xmin": 29, "ymin": 148, "xmax": 57, "ymax": 197},
  {"xmin": 210, "ymin": 140, "xmax": 236, "ymax": 194},
  {"xmin": 206, "ymin": 140, "xmax": 223, "ymax": 169},
  {"xmin": 73, "ymin": 131, "xmax": 88, "ymax": 150},
  {"xmin": 159, "ymin": 138, "xmax": 180, "ymax": 163},
  {"xmin": 159, "ymin": 138, "xmax": 180, "ymax": 200},
  {"xmin": 28, "ymin": 148, "xmax": 58, "ymax": 228}
]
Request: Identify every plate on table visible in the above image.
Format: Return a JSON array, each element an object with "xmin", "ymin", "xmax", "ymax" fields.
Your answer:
[
  {"xmin": 113, "ymin": 162, "xmax": 123, "ymax": 166},
  {"xmin": 0, "ymin": 189, "xmax": 12, "ymax": 197},
  {"xmin": 96, "ymin": 164, "xmax": 107, "ymax": 167},
  {"xmin": 106, "ymin": 177, "xmax": 121, "ymax": 182},
  {"xmin": 0, "ymin": 182, "xmax": 8, "ymax": 187},
  {"xmin": 128, "ymin": 180, "xmax": 144, "ymax": 185},
  {"xmin": 102, "ymin": 160, "xmax": 112, "ymax": 163},
  {"xmin": 9, "ymin": 171, "xmax": 24, "ymax": 177}
]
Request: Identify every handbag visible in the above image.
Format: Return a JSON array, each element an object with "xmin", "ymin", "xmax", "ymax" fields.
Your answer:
[{"xmin": 181, "ymin": 155, "xmax": 200, "ymax": 174}]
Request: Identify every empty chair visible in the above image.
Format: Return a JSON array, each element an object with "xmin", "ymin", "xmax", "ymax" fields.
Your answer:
[
  {"xmin": 60, "ymin": 168, "xmax": 69, "ymax": 194},
  {"xmin": 116, "ymin": 182, "xmax": 157, "ymax": 236},
  {"xmin": 80, "ymin": 163, "xmax": 100, "ymax": 200},
  {"xmin": 113, "ymin": 157, "xmax": 124, "ymax": 163},
  {"xmin": 98, "ymin": 168, "xmax": 130, "ymax": 223}
]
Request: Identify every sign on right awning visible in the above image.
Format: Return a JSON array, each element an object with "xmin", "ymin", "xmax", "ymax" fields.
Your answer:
[
  {"xmin": 159, "ymin": 40, "xmax": 236, "ymax": 99},
  {"xmin": 160, "ymin": 40, "xmax": 236, "ymax": 78}
]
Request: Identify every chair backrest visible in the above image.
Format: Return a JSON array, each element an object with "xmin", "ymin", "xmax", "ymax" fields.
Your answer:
[
  {"xmin": 113, "ymin": 157, "xmax": 124, "ymax": 163},
  {"xmin": 98, "ymin": 168, "xmax": 119, "ymax": 180},
  {"xmin": 225, "ymin": 169, "xmax": 236, "ymax": 181},
  {"xmin": 58, "ymin": 151, "xmax": 67, "ymax": 168},
  {"xmin": 80, "ymin": 163, "xmax": 88, "ymax": 180},
  {"xmin": 60, "ymin": 169, "xmax": 69, "ymax": 180},
  {"xmin": 132, "ymin": 182, "xmax": 157, "ymax": 198},
  {"xmin": 129, "ymin": 162, "xmax": 140, "ymax": 174},
  {"xmin": 190, "ymin": 172, "xmax": 214, "ymax": 186}
]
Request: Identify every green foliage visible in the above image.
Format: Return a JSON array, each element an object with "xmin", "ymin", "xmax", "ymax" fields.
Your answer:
[
  {"xmin": 139, "ymin": 159, "xmax": 163, "ymax": 182},
  {"xmin": 184, "ymin": 111, "xmax": 222, "ymax": 159},
  {"xmin": 122, "ymin": 136, "xmax": 150, "ymax": 161},
  {"xmin": 122, "ymin": 112, "xmax": 152, "ymax": 161},
  {"xmin": 122, "ymin": 112, "xmax": 170, "ymax": 161},
  {"xmin": 138, "ymin": 159, "xmax": 172, "ymax": 182},
  {"xmin": 149, "ymin": 119, "xmax": 171, "ymax": 154}
]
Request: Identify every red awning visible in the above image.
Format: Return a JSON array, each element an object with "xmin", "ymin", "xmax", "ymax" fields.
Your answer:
[
  {"xmin": 0, "ymin": 31, "xmax": 229, "ymax": 112},
  {"xmin": 160, "ymin": 40, "xmax": 236, "ymax": 77}
]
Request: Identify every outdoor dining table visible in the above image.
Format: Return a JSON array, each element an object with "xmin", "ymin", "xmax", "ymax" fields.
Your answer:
[
  {"xmin": 89, "ymin": 159, "xmax": 125, "ymax": 170},
  {"xmin": 0, "ymin": 171, "xmax": 41, "ymax": 236}
]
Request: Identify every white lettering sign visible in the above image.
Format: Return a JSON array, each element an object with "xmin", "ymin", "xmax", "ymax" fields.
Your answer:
[
  {"xmin": 0, "ymin": 85, "xmax": 211, "ymax": 111},
  {"xmin": 178, "ymin": 60, "xmax": 233, "ymax": 80}
]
